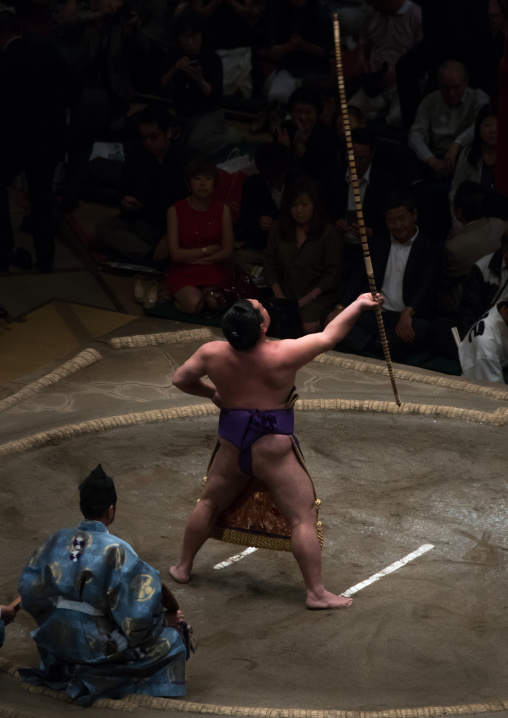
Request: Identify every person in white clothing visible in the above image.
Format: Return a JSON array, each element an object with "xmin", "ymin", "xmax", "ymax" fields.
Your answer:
[{"xmin": 459, "ymin": 300, "xmax": 508, "ymax": 383}]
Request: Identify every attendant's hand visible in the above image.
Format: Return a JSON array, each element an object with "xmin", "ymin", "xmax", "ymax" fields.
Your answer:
[
  {"xmin": 121, "ymin": 196, "xmax": 144, "ymax": 212},
  {"xmin": 426, "ymin": 157, "xmax": 449, "ymax": 177},
  {"xmin": 259, "ymin": 216, "xmax": 273, "ymax": 231},
  {"xmin": 443, "ymin": 141, "xmax": 461, "ymax": 174},
  {"xmin": 356, "ymin": 292, "xmax": 383, "ymax": 311},
  {"xmin": 396, "ymin": 309, "xmax": 415, "ymax": 342},
  {"xmin": 0, "ymin": 606, "xmax": 16, "ymax": 625},
  {"xmin": 211, "ymin": 391, "xmax": 223, "ymax": 408},
  {"xmin": 165, "ymin": 609, "xmax": 185, "ymax": 628},
  {"xmin": 153, "ymin": 237, "xmax": 170, "ymax": 261}
]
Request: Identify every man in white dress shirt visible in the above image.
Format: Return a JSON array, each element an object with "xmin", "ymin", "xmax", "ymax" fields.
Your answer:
[
  {"xmin": 337, "ymin": 190, "xmax": 441, "ymax": 360},
  {"xmin": 459, "ymin": 301, "xmax": 508, "ymax": 383},
  {"xmin": 408, "ymin": 61, "xmax": 489, "ymax": 180}
]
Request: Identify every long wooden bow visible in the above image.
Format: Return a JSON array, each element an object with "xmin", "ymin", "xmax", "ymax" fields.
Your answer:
[{"xmin": 333, "ymin": 15, "xmax": 401, "ymax": 407}]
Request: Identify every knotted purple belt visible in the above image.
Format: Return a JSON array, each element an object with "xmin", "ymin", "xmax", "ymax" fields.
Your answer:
[{"xmin": 218, "ymin": 406, "xmax": 295, "ymax": 475}]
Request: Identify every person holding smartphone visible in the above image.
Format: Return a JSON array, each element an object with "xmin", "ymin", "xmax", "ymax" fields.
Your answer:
[{"xmin": 161, "ymin": 8, "xmax": 241, "ymax": 154}]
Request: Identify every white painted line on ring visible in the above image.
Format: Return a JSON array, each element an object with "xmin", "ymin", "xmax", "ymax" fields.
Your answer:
[
  {"xmin": 341, "ymin": 543, "xmax": 434, "ymax": 597},
  {"xmin": 213, "ymin": 546, "xmax": 258, "ymax": 569}
]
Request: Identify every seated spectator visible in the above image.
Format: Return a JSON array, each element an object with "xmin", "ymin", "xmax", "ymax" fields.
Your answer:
[
  {"xmin": 236, "ymin": 143, "xmax": 291, "ymax": 275},
  {"xmin": 166, "ymin": 157, "xmax": 234, "ymax": 314},
  {"xmin": 0, "ymin": 604, "xmax": 16, "ymax": 648},
  {"xmin": 161, "ymin": 9, "xmax": 241, "ymax": 155},
  {"xmin": 449, "ymin": 104, "xmax": 498, "ymax": 226},
  {"xmin": 399, "ymin": 60, "xmax": 490, "ymax": 240},
  {"xmin": 0, "ymin": 9, "xmax": 79, "ymax": 273},
  {"xmin": 338, "ymin": 190, "xmax": 441, "ymax": 361},
  {"xmin": 263, "ymin": 178, "xmax": 343, "ymax": 334},
  {"xmin": 458, "ymin": 300, "xmax": 508, "ymax": 383},
  {"xmin": 57, "ymin": 0, "xmax": 141, "ymax": 214},
  {"xmin": 18, "ymin": 465, "xmax": 187, "ymax": 706},
  {"xmin": 458, "ymin": 232, "xmax": 508, "ymax": 338},
  {"xmin": 329, "ymin": 128, "xmax": 399, "ymax": 300},
  {"xmin": 407, "ymin": 61, "xmax": 489, "ymax": 183},
  {"xmin": 331, "ymin": 128, "xmax": 399, "ymax": 236},
  {"xmin": 259, "ymin": 0, "xmax": 333, "ymax": 106},
  {"xmin": 276, "ymin": 87, "xmax": 338, "ymax": 190},
  {"xmin": 396, "ymin": 0, "xmax": 494, "ymax": 130},
  {"xmin": 349, "ymin": 0, "xmax": 422, "ymax": 128},
  {"xmin": 95, "ymin": 107, "xmax": 187, "ymax": 263},
  {"xmin": 440, "ymin": 181, "xmax": 506, "ymax": 315}
]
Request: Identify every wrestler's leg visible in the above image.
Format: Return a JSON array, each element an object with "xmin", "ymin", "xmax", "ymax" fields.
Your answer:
[
  {"xmin": 170, "ymin": 438, "xmax": 251, "ymax": 583},
  {"xmin": 252, "ymin": 435, "xmax": 352, "ymax": 610}
]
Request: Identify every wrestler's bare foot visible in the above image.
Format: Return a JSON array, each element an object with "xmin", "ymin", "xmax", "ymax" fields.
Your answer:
[
  {"xmin": 169, "ymin": 565, "xmax": 190, "ymax": 584},
  {"xmin": 306, "ymin": 589, "xmax": 353, "ymax": 610}
]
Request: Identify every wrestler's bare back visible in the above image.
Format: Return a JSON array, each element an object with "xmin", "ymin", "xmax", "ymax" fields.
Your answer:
[{"xmin": 200, "ymin": 339, "xmax": 303, "ymax": 409}]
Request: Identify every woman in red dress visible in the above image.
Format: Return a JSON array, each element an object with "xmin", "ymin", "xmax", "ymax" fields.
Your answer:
[{"xmin": 166, "ymin": 158, "xmax": 234, "ymax": 313}]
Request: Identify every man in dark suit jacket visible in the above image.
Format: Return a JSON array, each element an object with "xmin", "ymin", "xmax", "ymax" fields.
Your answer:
[
  {"xmin": 0, "ymin": 10, "xmax": 80, "ymax": 273},
  {"xmin": 329, "ymin": 128, "xmax": 399, "ymax": 304},
  {"xmin": 331, "ymin": 129, "xmax": 400, "ymax": 235},
  {"xmin": 338, "ymin": 190, "xmax": 442, "ymax": 361}
]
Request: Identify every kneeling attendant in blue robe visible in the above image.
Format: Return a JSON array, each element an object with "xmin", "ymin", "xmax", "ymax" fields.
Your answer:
[{"xmin": 18, "ymin": 465, "xmax": 187, "ymax": 705}]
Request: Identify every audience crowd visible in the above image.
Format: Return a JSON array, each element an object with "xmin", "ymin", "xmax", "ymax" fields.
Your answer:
[{"xmin": 1, "ymin": 0, "xmax": 508, "ymax": 381}]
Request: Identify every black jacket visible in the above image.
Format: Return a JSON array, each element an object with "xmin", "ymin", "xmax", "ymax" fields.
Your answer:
[
  {"xmin": 240, "ymin": 174, "xmax": 281, "ymax": 251},
  {"xmin": 349, "ymin": 230, "xmax": 441, "ymax": 317},
  {"xmin": 329, "ymin": 165, "xmax": 399, "ymax": 235}
]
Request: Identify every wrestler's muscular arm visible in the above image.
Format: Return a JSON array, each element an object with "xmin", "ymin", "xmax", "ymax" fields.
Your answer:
[
  {"xmin": 172, "ymin": 346, "xmax": 223, "ymax": 407},
  {"xmin": 280, "ymin": 293, "xmax": 383, "ymax": 369}
]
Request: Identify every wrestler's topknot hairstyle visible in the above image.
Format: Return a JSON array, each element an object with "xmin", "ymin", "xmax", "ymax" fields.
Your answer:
[
  {"xmin": 222, "ymin": 300, "xmax": 263, "ymax": 351},
  {"xmin": 79, "ymin": 464, "xmax": 117, "ymax": 520}
]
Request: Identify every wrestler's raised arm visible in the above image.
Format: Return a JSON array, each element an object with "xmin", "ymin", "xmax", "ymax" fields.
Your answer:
[
  {"xmin": 172, "ymin": 345, "xmax": 222, "ymax": 407},
  {"xmin": 280, "ymin": 293, "xmax": 383, "ymax": 368}
]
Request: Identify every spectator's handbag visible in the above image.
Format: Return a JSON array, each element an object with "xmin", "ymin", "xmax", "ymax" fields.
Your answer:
[
  {"xmin": 265, "ymin": 298, "xmax": 303, "ymax": 339},
  {"xmin": 208, "ymin": 266, "xmax": 260, "ymax": 309}
]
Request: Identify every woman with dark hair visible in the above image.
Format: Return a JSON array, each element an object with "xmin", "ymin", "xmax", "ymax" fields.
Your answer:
[
  {"xmin": 449, "ymin": 104, "xmax": 497, "ymax": 225},
  {"xmin": 165, "ymin": 157, "xmax": 234, "ymax": 314},
  {"xmin": 263, "ymin": 179, "xmax": 342, "ymax": 334}
]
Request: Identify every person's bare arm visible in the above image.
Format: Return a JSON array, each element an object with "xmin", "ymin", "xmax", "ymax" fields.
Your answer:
[
  {"xmin": 172, "ymin": 345, "xmax": 222, "ymax": 406},
  {"xmin": 279, "ymin": 293, "xmax": 383, "ymax": 368},
  {"xmin": 190, "ymin": 205, "xmax": 234, "ymax": 263},
  {"xmin": 167, "ymin": 206, "xmax": 221, "ymax": 262}
]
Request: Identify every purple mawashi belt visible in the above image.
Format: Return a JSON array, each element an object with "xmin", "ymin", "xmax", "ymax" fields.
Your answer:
[{"xmin": 218, "ymin": 406, "xmax": 295, "ymax": 475}]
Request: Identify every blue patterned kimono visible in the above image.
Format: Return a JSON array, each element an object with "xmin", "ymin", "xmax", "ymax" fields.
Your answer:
[
  {"xmin": 0, "ymin": 618, "xmax": 4, "ymax": 648},
  {"xmin": 18, "ymin": 520, "xmax": 186, "ymax": 705}
]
